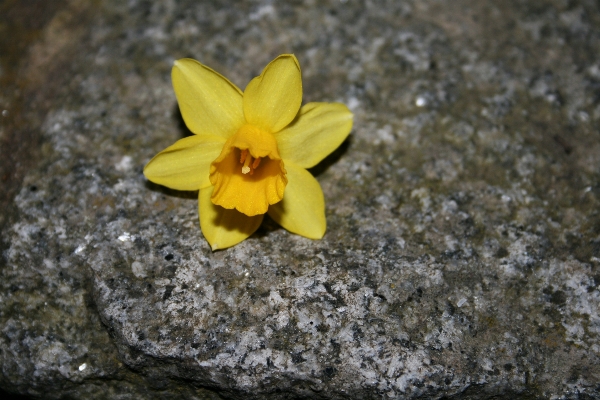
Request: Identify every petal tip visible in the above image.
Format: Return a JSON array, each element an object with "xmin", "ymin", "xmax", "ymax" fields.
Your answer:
[{"xmin": 314, "ymin": 229, "xmax": 326, "ymax": 240}]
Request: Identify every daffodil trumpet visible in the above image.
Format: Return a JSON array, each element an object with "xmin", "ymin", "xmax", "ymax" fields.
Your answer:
[{"xmin": 144, "ymin": 54, "xmax": 353, "ymax": 250}]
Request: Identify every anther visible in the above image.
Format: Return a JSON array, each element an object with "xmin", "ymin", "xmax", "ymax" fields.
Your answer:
[
  {"xmin": 240, "ymin": 149, "xmax": 261, "ymax": 175},
  {"xmin": 240, "ymin": 149, "xmax": 248, "ymax": 163},
  {"xmin": 242, "ymin": 155, "xmax": 252, "ymax": 174}
]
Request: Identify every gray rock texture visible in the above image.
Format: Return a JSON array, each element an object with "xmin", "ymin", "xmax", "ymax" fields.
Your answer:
[{"xmin": 1, "ymin": 0, "xmax": 600, "ymax": 398}]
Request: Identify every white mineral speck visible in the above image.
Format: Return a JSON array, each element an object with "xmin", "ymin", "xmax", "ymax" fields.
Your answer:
[
  {"xmin": 397, "ymin": 237, "xmax": 406, "ymax": 249},
  {"xmin": 578, "ymin": 111, "xmax": 589, "ymax": 122},
  {"xmin": 457, "ymin": 298, "xmax": 468, "ymax": 307},
  {"xmin": 74, "ymin": 245, "xmax": 86, "ymax": 254},
  {"xmin": 376, "ymin": 125, "xmax": 395, "ymax": 144},
  {"xmin": 415, "ymin": 96, "xmax": 427, "ymax": 107},
  {"xmin": 78, "ymin": 363, "xmax": 87, "ymax": 371},
  {"xmin": 115, "ymin": 155, "xmax": 133, "ymax": 172},
  {"xmin": 347, "ymin": 97, "xmax": 360, "ymax": 111},
  {"xmin": 118, "ymin": 232, "xmax": 131, "ymax": 242},
  {"xmin": 249, "ymin": 4, "xmax": 275, "ymax": 21},
  {"xmin": 131, "ymin": 261, "xmax": 146, "ymax": 278}
]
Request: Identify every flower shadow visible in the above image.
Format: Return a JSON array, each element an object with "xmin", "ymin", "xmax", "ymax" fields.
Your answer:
[
  {"xmin": 173, "ymin": 103, "xmax": 194, "ymax": 139},
  {"xmin": 144, "ymin": 180, "xmax": 198, "ymax": 200},
  {"xmin": 307, "ymin": 135, "xmax": 352, "ymax": 177}
]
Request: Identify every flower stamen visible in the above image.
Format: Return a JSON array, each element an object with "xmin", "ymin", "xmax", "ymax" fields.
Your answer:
[
  {"xmin": 239, "ymin": 149, "xmax": 248, "ymax": 164},
  {"xmin": 240, "ymin": 149, "xmax": 262, "ymax": 175}
]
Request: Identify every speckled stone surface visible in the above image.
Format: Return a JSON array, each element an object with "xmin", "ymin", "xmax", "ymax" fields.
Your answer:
[{"xmin": 2, "ymin": 0, "xmax": 600, "ymax": 399}]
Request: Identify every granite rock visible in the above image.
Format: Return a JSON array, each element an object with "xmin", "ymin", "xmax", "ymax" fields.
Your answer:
[{"xmin": 1, "ymin": 0, "xmax": 600, "ymax": 399}]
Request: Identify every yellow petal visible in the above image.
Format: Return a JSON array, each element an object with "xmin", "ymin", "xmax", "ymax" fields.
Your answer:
[
  {"xmin": 143, "ymin": 135, "xmax": 226, "ymax": 191},
  {"xmin": 267, "ymin": 163, "xmax": 326, "ymax": 239},
  {"xmin": 276, "ymin": 102, "xmax": 353, "ymax": 168},
  {"xmin": 209, "ymin": 124, "xmax": 287, "ymax": 216},
  {"xmin": 243, "ymin": 54, "xmax": 302, "ymax": 133},
  {"xmin": 172, "ymin": 58, "xmax": 245, "ymax": 138},
  {"xmin": 199, "ymin": 187, "xmax": 263, "ymax": 250}
]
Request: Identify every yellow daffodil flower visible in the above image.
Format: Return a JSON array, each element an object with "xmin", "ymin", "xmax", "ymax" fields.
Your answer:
[{"xmin": 144, "ymin": 54, "xmax": 353, "ymax": 250}]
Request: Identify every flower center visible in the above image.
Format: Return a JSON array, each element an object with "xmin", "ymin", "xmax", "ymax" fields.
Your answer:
[
  {"xmin": 240, "ymin": 149, "xmax": 262, "ymax": 175},
  {"xmin": 209, "ymin": 124, "xmax": 287, "ymax": 216}
]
